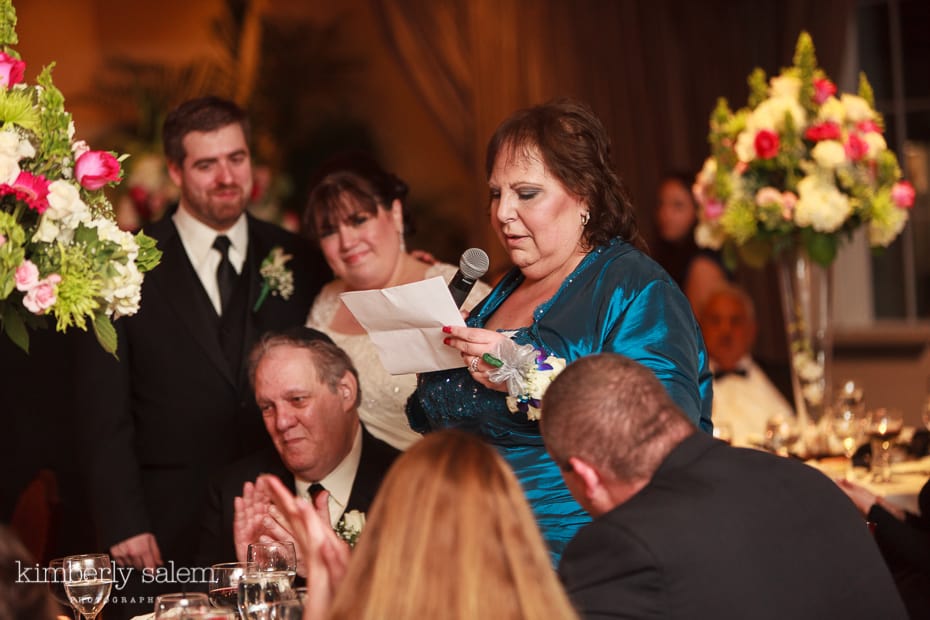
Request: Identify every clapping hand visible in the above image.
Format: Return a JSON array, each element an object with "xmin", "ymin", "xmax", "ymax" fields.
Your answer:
[{"xmin": 257, "ymin": 474, "xmax": 350, "ymax": 620}]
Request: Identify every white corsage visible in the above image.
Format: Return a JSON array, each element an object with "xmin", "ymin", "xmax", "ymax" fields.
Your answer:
[
  {"xmin": 253, "ymin": 246, "xmax": 294, "ymax": 312},
  {"xmin": 483, "ymin": 340, "xmax": 566, "ymax": 421},
  {"xmin": 335, "ymin": 510, "xmax": 365, "ymax": 547}
]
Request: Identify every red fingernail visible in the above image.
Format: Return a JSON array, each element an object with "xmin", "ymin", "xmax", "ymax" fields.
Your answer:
[
  {"xmin": 443, "ymin": 337, "xmax": 451, "ymax": 345},
  {"xmin": 442, "ymin": 326, "xmax": 452, "ymax": 334}
]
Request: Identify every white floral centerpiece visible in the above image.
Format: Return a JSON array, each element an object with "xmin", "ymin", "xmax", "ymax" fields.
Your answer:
[
  {"xmin": 0, "ymin": 0, "xmax": 161, "ymax": 354},
  {"xmin": 692, "ymin": 31, "xmax": 913, "ymax": 268},
  {"xmin": 692, "ymin": 32, "xmax": 914, "ymax": 428}
]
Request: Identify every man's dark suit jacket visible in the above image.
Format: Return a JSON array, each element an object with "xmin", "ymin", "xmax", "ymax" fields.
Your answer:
[
  {"xmin": 559, "ymin": 432, "xmax": 908, "ymax": 620},
  {"xmin": 197, "ymin": 426, "xmax": 400, "ymax": 566},
  {"xmin": 74, "ymin": 211, "xmax": 328, "ymax": 569}
]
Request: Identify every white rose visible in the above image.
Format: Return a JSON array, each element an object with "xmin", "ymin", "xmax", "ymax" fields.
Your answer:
[
  {"xmin": 863, "ymin": 132, "xmax": 886, "ymax": 158},
  {"xmin": 811, "ymin": 140, "xmax": 847, "ymax": 169},
  {"xmin": 752, "ymin": 96, "xmax": 806, "ymax": 132},
  {"xmin": 46, "ymin": 180, "xmax": 91, "ymax": 229},
  {"xmin": 0, "ymin": 130, "xmax": 20, "ymax": 158},
  {"xmin": 794, "ymin": 175, "xmax": 851, "ymax": 233},
  {"xmin": 102, "ymin": 261, "xmax": 144, "ymax": 318},
  {"xmin": 817, "ymin": 96, "xmax": 845, "ymax": 124},
  {"xmin": 869, "ymin": 206, "xmax": 908, "ymax": 247},
  {"xmin": 0, "ymin": 153, "xmax": 20, "ymax": 184},
  {"xmin": 695, "ymin": 221, "xmax": 725, "ymax": 250},
  {"xmin": 841, "ymin": 94, "xmax": 874, "ymax": 123},
  {"xmin": 769, "ymin": 75, "xmax": 801, "ymax": 100},
  {"xmin": 90, "ymin": 218, "xmax": 138, "ymax": 260},
  {"xmin": 32, "ymin": 216, "xmax": 61, "ymax": 244},
  {"xmin": 734, "ymin": 130, "xmax": 756, "ymax": 163},
  {"xmin": 341, "ymin": 510, "xmax": 366, "ymax": 533}
]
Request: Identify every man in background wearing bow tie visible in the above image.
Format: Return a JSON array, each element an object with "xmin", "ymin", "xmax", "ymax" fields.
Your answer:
[
  {"xmin": 75, "ymin": 97, "xmax": 329, "ymax": 618},
  {"xmin": 699, "ymin": 284, "xmax": 794, "ymax": 446}
]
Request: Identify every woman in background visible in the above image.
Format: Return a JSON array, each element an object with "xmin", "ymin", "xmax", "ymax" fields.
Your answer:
[
  {"xmin": 651, "ymin": 171, "xmax": 729, "ymax": 312},
  {"xmin": 408, "ymin": 100, "xmax": 713, "ymax": 561},
  {"xmin": 303, "ymin": 153, "xmax": 490, "ymax": 450},
  {"xmin": 261, "ymin": 430, "xmax": 579, "ymax": 620}
]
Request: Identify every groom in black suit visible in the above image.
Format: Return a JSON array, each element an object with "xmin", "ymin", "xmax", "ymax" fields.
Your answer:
[
  {"xmin": 74, "ymin": 97, "xmax": 328, "ymax": 618},
  {"xmin": 197, "ymin": 327, "xmax": 399, "ymax": 566},
  {"xmin": 541, "ymin": 354, "xmax": 907, "ymax": 620}
]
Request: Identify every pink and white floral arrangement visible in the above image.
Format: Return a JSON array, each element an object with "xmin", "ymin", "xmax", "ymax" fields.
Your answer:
[
  {"xmin": 692, "ymin": 31, "xmax": 914, "ymax": 268},
  {"xmin": 0, "ymin": 0, "xmax": 161, "ymax": 353}
]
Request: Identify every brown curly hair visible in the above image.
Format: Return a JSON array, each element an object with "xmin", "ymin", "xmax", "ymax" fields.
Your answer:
[{"xmin": 485, "ymin": 99, "xmax": 645, "ymax": 251}]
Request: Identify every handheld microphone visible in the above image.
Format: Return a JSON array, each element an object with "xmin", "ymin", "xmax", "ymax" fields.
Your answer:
[{"xmin": 448, "ymin": 248, "xmax": 489, "ymax": 308}]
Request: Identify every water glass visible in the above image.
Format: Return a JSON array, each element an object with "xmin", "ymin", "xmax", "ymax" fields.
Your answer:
[
  {"xmin": 764, "ymin": 414, "xmax": 800, "ymax": 456},
  {"xmin": 867, "ymin": 408, "xmax": 904, "ymax": 483},
  {"xmin": 268, "ymin": 599, "xmax": 304, "ymax": 620},
  {"xmin": 831, "ymin": 406, "xmax": 865, "ymax": 479},
  {"xmin": 248, "ymin": 541, "xmax": 297, "ymax": 584},
  {"xmin": 153, "ymin": 592, "xmax": 211, "ymax": 618},
  {"xmin": 238, "ymin": 570, "xmax": 294, "ymax": 620}
]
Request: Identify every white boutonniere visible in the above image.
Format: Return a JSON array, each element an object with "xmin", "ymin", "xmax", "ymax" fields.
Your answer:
[
  {"xmin": 335, "ymin": 510, "xmax": 366, "ymax": 547},
  {"xmin": 253, "ymin": 246, "xmax": 294, "ymax": 312}
]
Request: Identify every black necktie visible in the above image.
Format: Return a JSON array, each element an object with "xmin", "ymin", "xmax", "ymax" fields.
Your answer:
[
  {"xmin": 212, "ymin": 235, "xmax": 236, "ymax": 312},
  {"xmin": 308, "ymin": 483, "xmax": 326, "ymax": 502},
  {"xmin": 714, "ymin": 367, "xmax": 748, "ymax": 380}
]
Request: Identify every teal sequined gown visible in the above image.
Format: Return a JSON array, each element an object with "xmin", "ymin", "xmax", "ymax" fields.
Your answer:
[{"xmin": 407, "ymin": 239, "xmax": 713, "ymax": 561}]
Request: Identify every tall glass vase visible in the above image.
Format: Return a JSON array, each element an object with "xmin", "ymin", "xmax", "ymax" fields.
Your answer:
[{"xmin": 776, "ymin": 246, "xmax": 834, "ymax": 428}]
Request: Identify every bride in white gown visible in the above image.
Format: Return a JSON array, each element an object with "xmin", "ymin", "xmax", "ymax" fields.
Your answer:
[{"xmin": 304, "ymin": 154, "xmax": 489, "ymax": 450}]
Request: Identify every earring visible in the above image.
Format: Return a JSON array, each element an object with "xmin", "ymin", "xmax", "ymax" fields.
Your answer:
[{"xmin": 580, "ymin": 211, "xmax": 590, "ymax": 226}]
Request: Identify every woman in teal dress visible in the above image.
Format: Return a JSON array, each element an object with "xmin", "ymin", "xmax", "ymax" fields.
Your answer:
[{"xmin": 407, "ymin": 99, "xmax": 713, "ymax": 561}]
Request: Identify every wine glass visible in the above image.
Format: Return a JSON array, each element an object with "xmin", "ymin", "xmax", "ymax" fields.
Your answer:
[
  {"xmin": 237, "ymin": 570, "xmax": 294, "ymax": 620},
  {"xmin": 764, "ymin": 414, "xmax": 800, "ymax": 457},
  {"xmin": 831, "ymin": 405, "xmax": 865, "ymax": 479},
  {"xmin": 247, "ymin": 541, "xmax": 297, "ymax": 584},
  {"xmin": 867, "ymin": 408, "xmax": 904, "ymax": 483},
  {"xmin": 712, "ymin": 421, "xmax": 733, "ymax": 445},
  {"xmin": 47, "ymin": 557, "xmax": 78, "ymax": 620},
  {"xmin": 153, "ymin": 592, "xmax": 211, "ymax": 619},
  {"xmin": 208, "ymin": 562, "xmax": 249, "ymax": 610},
  {"xmin": 268, "ymin": 599, "xmax": 304, "ymax": 620},
  {"xmin": 62, "ymin": 554, "xmax": 113, "ymax": 620}
]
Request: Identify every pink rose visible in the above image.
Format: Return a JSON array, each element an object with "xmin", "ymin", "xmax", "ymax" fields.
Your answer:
[
  {"xmin": 754, "ymin": 130, "xmax": 780, "ymax": 159},
  {"xmin": 14, "ymin": 259, "xmax": 39, "ymax": 292},
  {"xmin": 704, "ymin": 200, "xmax": 725, "ymax": 220},
  {"xmin": 804, "ymin": 121, "xmax": 841, "ymax": 142},
  {"xmin": 22, "ymin": 274, "xmax": 61, "ymax": 315},
  {"xmin": 813, "ymin": 78, "xmax": 836, "ymax": 105},
  {"xmin": 0, "ymin": 51, "xmax": 25, "ymax": 89},
  {"xmin": 75, "ymin": 150, "xmax": 122, "ymax": 190},
  {"xmin": 0, "ymin": 233, "xmax": 5, "ymax": 247},
  {"xmin": 844, "ymin": 133, "xmax": 869, "ymax": 161},
  {"xmin": 856, "ymin": 120, "xmax": 881, "ymax": 134},
  {"xmin": 891, "ymin": 181, "xmax": 916, "ymax": 209}
]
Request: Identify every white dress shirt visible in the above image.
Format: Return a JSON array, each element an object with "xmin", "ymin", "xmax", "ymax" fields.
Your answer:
[
  {"xmin": 295, "ymin": 426, "xmax": 363, "ymax": 527},
  {"xmin": 172, "ymin": 205, "xmax": 248, "ymax": 315},
  {"xmin": 711, "ymin": 356, "xmax": 796, "ymax": 447}
]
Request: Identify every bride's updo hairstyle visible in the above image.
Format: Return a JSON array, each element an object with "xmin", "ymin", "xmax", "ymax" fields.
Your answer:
[
  {"xmin": 326, "ymin": 430, "xmax": 578, "ymax": 620},
  {"xmin": 485, "ymin": 98, "xmax": 645, "ymax": 251}
]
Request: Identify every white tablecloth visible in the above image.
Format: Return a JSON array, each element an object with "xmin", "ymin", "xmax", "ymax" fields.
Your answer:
[{"xmin": 808, "ymin": 455, "xmax": 929, "ymax": 515}]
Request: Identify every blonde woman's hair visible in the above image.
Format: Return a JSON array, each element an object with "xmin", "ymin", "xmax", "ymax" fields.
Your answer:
[{"xmin": 326, "ymin": 430, "xmax": 579, "ymax": 620}]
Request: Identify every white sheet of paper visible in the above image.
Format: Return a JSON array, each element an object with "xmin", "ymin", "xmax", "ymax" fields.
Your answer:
[{"xmin": 339, "ymin": 276, "xmax": 467, "ymax": 374}]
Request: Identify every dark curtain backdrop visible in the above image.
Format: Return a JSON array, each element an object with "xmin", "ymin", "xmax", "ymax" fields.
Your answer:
[{"xmin": 371, "ymin": 0, "xmax": 854, "ymax": 365}]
